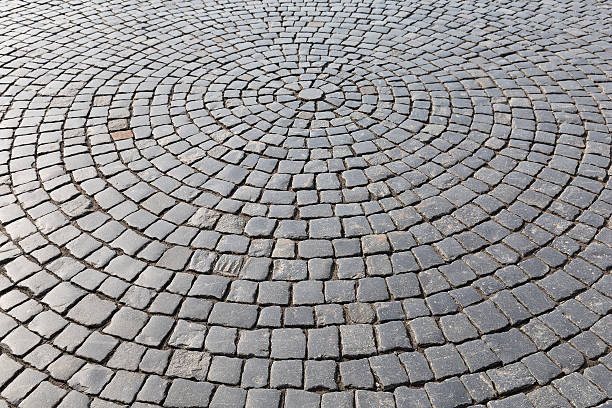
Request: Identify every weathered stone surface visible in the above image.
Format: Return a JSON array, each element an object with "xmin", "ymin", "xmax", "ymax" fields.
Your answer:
[{"xmin": 0, "ymin": 1, "xmax": 609, "ymax": 406}]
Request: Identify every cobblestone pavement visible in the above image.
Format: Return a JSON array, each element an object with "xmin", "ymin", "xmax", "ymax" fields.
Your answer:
[{"xmin": 0, "ymin": 0, "xmax": 611, "ymax": 407}]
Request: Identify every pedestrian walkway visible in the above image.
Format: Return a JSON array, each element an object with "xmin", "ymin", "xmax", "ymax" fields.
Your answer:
[{"xmin": 0, "ymin": 0, "xmax": 610, "ymax": 407}]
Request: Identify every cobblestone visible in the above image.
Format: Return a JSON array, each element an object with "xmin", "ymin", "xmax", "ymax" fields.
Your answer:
[{"xmin": 0, "ymin": 0, "xmax": 610, "ymax": 406}]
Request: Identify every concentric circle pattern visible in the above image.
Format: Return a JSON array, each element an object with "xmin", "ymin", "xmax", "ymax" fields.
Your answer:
[{"xmin": 0, "ymin": 0, "xmax": 611, "ymax": 407}]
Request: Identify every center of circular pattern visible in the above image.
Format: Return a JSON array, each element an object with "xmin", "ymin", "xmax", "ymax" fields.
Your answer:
[
  {"xmin": 298, "ymin": 87, "xmax": 324, "ymax": 101},
  {"xmin": 197, "ymin": 64, "xmax": 398, "ymax": 129}
]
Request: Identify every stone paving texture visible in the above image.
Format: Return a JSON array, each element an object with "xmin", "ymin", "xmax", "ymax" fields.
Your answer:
[{"xmin": 0, "ymin": 0, "xmax": 611, "ymax": 407}]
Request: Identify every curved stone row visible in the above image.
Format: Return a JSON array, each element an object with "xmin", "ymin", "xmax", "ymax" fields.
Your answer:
[{"xmin": 0, "ymin": 0, "xmax": 610, "ymax": 407}]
